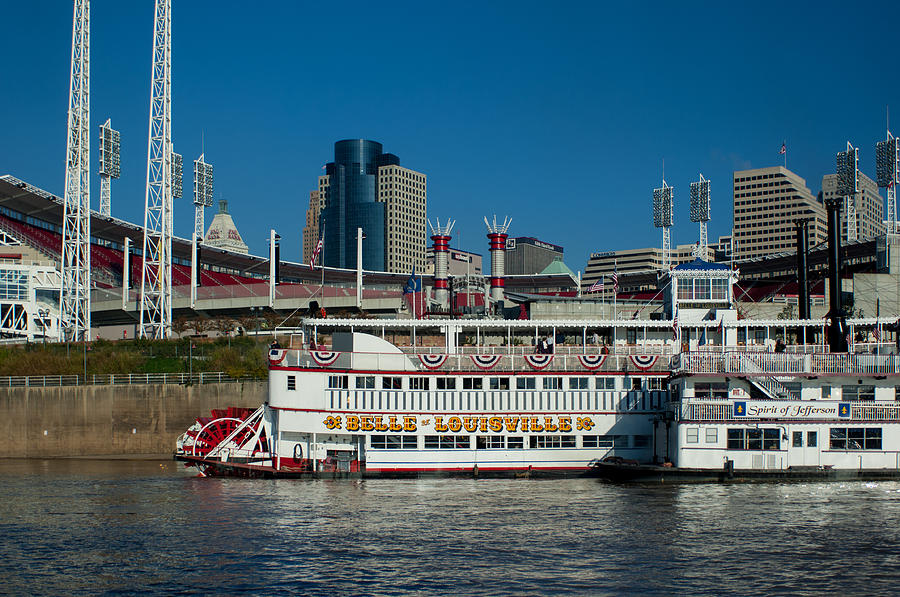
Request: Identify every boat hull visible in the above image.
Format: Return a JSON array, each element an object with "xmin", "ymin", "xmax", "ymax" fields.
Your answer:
[{"xmin": 589, "ymin": 461, "xmax": 900, "ymax": 484}]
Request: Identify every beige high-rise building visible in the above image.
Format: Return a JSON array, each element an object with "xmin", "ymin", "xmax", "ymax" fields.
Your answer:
[
  {"xmin": 732, "ymin": 166, "xmax": 827, "ymax": 260},
  {"xmin": 302, "ymin": 175, "xmax": 329, "ymax": 262},
  {"xmin": 821, "ymin": 171, "xmax": 884, "ymax": 243},
  {"xmin": 378, "ymin": 164, "xmax": 427, "ymax": 274}
]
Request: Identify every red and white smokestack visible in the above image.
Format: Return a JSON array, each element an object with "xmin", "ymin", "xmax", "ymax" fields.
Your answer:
[
  {"xmin": 484, "ymin": 215, "xmax": 512, "ymax": 302},
  {"xmin": 428, "ymin": 218, "xmax": 455, "ymax": 309}
]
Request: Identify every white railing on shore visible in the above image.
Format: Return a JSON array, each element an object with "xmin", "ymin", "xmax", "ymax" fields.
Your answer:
[
  {"xmin": 681, "ymin": 400, "xmax": 900, "ymax": 422},
  {"xmin": 674, "ymin": 351, "xmax": 900, "ymax": 377},
  {"xmin": 0, "ymin": 372, "xmax": 252, "ymax": 388}
]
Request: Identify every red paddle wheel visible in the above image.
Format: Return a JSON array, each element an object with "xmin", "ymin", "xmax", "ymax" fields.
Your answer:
[{"xmin": 181, "ymin": 407, "xmax": 262, "ymax": 458}]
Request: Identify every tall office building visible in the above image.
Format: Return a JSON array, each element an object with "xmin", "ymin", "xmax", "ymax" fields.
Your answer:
[
  {"xmin": 821, "ymin": 171, "xmax": 885, "ymax": 242},
  {"xmin": 732, "ymin": 166, "xmax": 826, "ymax": 260},
  {"xmin": 302, "ymin": 175, "xmax": 328, "ymax": 262},
  {"xmin": 314, "ymin": 140, "xmax": 426, "ymax": 273},
  {"xmin": 380, "ymin": 163, "xmax": 427, "ymax": 274}
]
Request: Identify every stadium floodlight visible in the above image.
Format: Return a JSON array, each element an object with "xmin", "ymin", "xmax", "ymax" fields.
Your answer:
[
  {"xmin": 652, "ymin": 184, "xmax": 674, "ymax": 228},
  {"xmin": 193, "ymin": 154, "xmax": 214, "ymax": 207},
  {"xmin": 836, "ymin": 143, "xmax": 859, "ymax": 196},
  {"xmin": 876, "ymin": 136, "xmax": 898, "ymax": 188},
  {"xmin": 99, "ymin": 120, "xmax": 121, "ymax": 178},
  {"xmin": 172, "ymin": 152, "xmax": 183, "ymax": 199},
  {"xmin": 689, "ymin": 175, "xmax": 710, "ymax": 223}
]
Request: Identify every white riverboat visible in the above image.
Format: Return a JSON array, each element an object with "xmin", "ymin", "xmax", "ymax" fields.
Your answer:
[{"xmin": 174, "ymin": 257, "xmax": 900, "ymax": 481}]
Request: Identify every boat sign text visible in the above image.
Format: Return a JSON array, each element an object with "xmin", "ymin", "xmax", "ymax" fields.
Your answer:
[{"xmin": 733, "ymin": 401, "xmax": 851, "ymax": 419}]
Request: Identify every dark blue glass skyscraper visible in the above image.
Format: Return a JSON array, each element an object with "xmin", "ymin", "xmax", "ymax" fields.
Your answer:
[{"xmin": 320, "ymin": 139, "xmax": 399, "ymax": 271}]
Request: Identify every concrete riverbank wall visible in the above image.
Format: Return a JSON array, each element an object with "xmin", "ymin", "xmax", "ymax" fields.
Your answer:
[{"xmin": 0, "ymin": 382, "xmax": 267, "ymax": 458}]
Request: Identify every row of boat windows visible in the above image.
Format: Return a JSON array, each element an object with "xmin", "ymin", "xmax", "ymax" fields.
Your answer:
[
  {"xmin": 313, "ymin": 375, "xmax": 665, "ymax": 391},
  {"xmin": 369, "ymin": 434, "xmax": 652, "ymax": 450},
  {"xmin": 327, "ymin": 390, "xmax": 666, "ymax": 412},
  {"xmin": 720, "ymin": 428, "xmax": 882, "ymax": 450}
]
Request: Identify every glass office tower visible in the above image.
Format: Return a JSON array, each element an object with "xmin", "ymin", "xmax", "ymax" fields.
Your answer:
[{"xmin": 321, "ymin": 140, "xmax": 398, "ymax": 271}]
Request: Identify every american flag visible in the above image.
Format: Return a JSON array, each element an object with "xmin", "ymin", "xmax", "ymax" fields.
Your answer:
[
  {"xmin": 672, "ymin": 307, "xmax": 679, "ymax": 340},
  {"xmin": 588, "ymin": 279, "xmax": 604, "ymax": 292},
  {"xmin": 611, "ymin": 268, "xmax": 619, "ymax": 293},
  {"xmin": 309, "ymin": 237, "xmax": 323, "ymax": 270},
  {"xmin": 779, "ymin": 142, "xmax": 786, "ymax": 155}
]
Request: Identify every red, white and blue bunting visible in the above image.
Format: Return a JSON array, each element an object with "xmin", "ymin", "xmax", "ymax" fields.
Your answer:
[
  {"xmin": 629, "ymin": 354, "xmax": 659, "ymax": 371},
  {"xmin": 577, "ymin": 354, "xmax": 607, "ymax": 370},
  {"xmin": 268, "ymin": 349, "xmax": 287, "ymax": 366},
  {"xmin": 524, "ymin": 354, "xmax": 554, "ymax": 370},
  {"xmin": 470, "ymin": 354, "xmax": 502, "ymax": 370},
  {"xmin": 310, "ymin": 351, "xmax": 341, "ymax": 367},
  {"xmin": 418, "ymin": 354, "xmax": 449, "ymax": 370}
]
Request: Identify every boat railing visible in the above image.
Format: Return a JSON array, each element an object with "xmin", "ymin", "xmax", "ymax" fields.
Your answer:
[
  {"xmin": 285, "ymin": 348, "xmax": 672, "ymax": 373},
  {"xmin": 680, "ymin": 399, "xmax": 900, "ymax": 422},
  {"xmin": 675, "ymin": 351, "xmax": 900, "ymax": 377}
]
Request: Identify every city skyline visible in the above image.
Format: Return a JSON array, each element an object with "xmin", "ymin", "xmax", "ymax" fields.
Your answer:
[{"xmin": 0, "ymin": 1, "xmax": 898, "ymax": 274}]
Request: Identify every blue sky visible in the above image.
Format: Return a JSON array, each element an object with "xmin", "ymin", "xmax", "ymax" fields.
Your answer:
[{"xmin": 1, "ymin": 1, "xmax": 898, "ymax": 274}]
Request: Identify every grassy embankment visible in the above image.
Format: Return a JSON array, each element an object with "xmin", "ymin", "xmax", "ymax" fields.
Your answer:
[{"xmin": 0, "ymin": 336, "xmax": 269, "ymax": 379}]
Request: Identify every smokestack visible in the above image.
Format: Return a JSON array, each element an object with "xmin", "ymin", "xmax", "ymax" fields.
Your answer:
[
  {"xmin": 794, "ymin": 219, "xmax": 810, "ymax": 343},
  {"xmin": 484, "ymin": 215, "xmax": 512, "ymax": 303},
  {"xmin": 824, "ymin": 198, "xmax": 847, "ymax": 352},
  {"xmin": 428, "ymin": 219, "xmax": 455, "ymax": 310}
]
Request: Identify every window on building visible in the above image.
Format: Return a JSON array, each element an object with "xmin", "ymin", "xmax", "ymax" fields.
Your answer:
[
  {"xmin": 807, "ymin": 431, "xmax": 817, "ymax": 447},
  {"xmin": 382, "ymin": 377, "xmax": 402, "ymax": 390},
  {"xmin": 287, "ymin": 375, "xmax": 296, "ymax": 391},
  {"xmin": 694, "ymin": 383, "xmax": 728, "ymax": 399},
  {"xmin": 424, "ymin": 435, "xmax": 471, "ymax": 449},
  {"xmin": 726, "ymin": 428, "xmax": 781, "ymax": 450},
  {"xmin": 327, "ymin": 375, "xmax": 348, "ymax": 389},
  {"xmin": 705, "ymin": 428, "xmax": 718, "ymax": 443},
  {"xmin": 370, "ymin": 435, "xmax": 417, "ymax": 449},
  {"xmin": 490, "ymin": 377, "xmax": 510, "ymax": 390},
  {"xmin": 648, "ymin": 378, "xmax": 666, "ymax": 391},
  {"xmin": 842, "ymin": 385, "xmax": 875, "ymax": 401},
  {"xmin": 410, "ymin": 377, "xmax": 429, "ymax": 390},
  {"xmin": 598, "ymin": 377, "xmax": 616, "ymax": 390},
  {"xmin": 463, "ymin": 378, "xmax": 483, "ymax": 390},
  {"xmin": 543, "ymin": 377, "xmax": 562, "ymax": 390},
  {"xmin": 436, "ymin": 378, "xmax": 456, "ymax": 390},
  {"xmin": 516, "ymin": 377, "xmax": 536, "ymax": 390},
  {"xmin": 792, "ymin": 431, "xmax": 803, "ymax": 447},
  {"xmin": 507, "ymin": 436, "xmax": 524, "ymax": 449},
  {"xmin": 530, "ymin": 435, "xmax": 576, "ymax": 448},
  {"xmin": 829, "ymin": 427, "xmax": 881, "ymax": 450},
  {"xmin": 476, "ymin": 436, "xmax": 504, "ymax": 449},
  {"xmin": 356, "ymin": 376, "xmax": 375, "ymax": 389},
  {"xmin": 686, "ymin": 428, "xmax": 699, "ymax": 444}
]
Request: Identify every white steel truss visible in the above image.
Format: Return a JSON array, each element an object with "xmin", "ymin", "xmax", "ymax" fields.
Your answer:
[
  {"xmin": 140, "ymin": 0, "xmax": 173, "ymax": 339},
  {"xmin": 60, "ymin": 0, "xmax": 91, "ymax": 342}
]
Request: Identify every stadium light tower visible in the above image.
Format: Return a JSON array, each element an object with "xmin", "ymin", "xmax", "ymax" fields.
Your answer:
[
  {"xmin": 836, "ymin": 142, "xmax": 859, "ymax": 242},
  {"xmin": 140, "ymin": 0, "xmax": 173, "ymax": 339},
  {"xmin": 98, "ymin": 118, "xmax": 120, "ymax": 217},
  {"xmin": 190, "ymin": 154, "xmax": 213, "ymax": 307},
  {"xmin": 876, "ymin": 132, "xmax": 899, "ymax": 234},
  {"xmin": 690, "ymin": 174, "xmax": 711, "ymax": 261},
  {"xmin": 652, "ymin": 181, "xmax": 674, "ymax": 270},
  {"xmin": 60, "ymin": 0, "xmax": 91, "ymax": 342}
]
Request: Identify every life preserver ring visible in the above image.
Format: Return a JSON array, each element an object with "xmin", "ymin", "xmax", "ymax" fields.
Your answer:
[{"xmin": 293, "ymin": 443, "xmax": 303, "ymax": 461}]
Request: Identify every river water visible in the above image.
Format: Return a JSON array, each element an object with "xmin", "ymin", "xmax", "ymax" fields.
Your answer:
[{"xmin": 1, "ymin": 459, "xmax": 899, "ymax": 595}]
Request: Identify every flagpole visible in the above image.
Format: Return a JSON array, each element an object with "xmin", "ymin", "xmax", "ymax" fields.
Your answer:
[{"xmin": 783, "ymin": 139, "xmax": 787, "ymax": 168}]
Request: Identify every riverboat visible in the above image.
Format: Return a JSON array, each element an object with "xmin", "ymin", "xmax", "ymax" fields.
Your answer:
[{"xmin": 174, "ymin": 257, "xmax": 900, "ymax": 480}]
